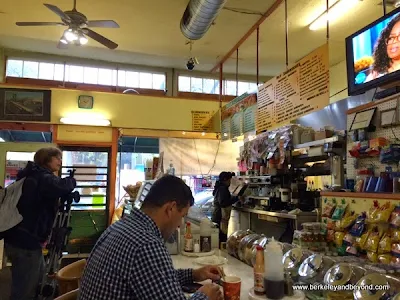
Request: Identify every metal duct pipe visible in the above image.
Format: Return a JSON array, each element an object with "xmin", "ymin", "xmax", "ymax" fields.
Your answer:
[{"xmin": 180, "ymin": 0, "xmax": 228, "ymax": 40}]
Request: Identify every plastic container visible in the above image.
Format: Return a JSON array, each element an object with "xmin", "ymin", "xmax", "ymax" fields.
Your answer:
[
  {"xmin": 264, "ymin": 237, "xmax": 285, "ymax": 299},
  {"xmin": 200, "ymin": 218, "xmax": 212, "ymax": 252}
]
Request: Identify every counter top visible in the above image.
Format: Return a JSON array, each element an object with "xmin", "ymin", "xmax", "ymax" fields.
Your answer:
[
  {"xmin": 232, "ymin": 206, "xmax": 317, "ymax": 220},
  {"xmin": 171, "ymin": 253, "xmax": 253, "ymax": 299}
]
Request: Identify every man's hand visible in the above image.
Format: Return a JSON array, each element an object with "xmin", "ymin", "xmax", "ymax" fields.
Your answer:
[
  {"xmin": 193, "ymin": 265, "xmax": 221, "ymax": 282},
  {"xmin": 198, "ymin": 283, "xmax": 223, "ymax": 300}
]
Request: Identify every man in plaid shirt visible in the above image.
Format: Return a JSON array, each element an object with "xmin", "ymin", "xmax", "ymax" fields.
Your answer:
[{"xmin": 79, "ymin": 175, "xmax": 223, "ymax": 300}]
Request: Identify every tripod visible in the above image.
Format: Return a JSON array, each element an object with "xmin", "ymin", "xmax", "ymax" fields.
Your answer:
[{"xmin": 38, "ymin": 170, "xmax": 80, "ymax": 300}]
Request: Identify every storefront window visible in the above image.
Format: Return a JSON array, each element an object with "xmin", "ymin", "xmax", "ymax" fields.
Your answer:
[{"xmin": 116, "ymin": 152, "xmax": 159, "ymax": 204}]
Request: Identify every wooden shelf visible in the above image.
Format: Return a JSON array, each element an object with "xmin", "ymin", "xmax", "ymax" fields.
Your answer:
[{"xmin": 320, "ymin": 191, "xmax": 400, "ymax": 200}]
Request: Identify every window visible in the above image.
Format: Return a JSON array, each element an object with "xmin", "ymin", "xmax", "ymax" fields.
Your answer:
[
  {"xmin": 177, "ymin": 75, "xmax": 256, "ymax": 96},
  {"xmin": 6, "ymin": 58, "xmax": 166, "ymax": 91}
]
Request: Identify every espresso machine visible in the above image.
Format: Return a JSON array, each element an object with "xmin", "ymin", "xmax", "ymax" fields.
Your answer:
[{"xmin": 324, "ymin": 140, "xmax": 345, "ymax": 189}]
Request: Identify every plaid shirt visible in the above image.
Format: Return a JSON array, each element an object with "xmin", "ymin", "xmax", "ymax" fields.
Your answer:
[{"xmin": 78, "ymin": 208, "xmax": 207, "ymax": 300}]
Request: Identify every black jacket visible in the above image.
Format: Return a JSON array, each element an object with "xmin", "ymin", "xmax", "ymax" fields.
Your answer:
[
  {"xmin": 4, "ymin": 162, "xmax": 76, "ymax": 249},
  {"xmin": 211, "ymin": 182, "xmax": 238, "ymax": 224}
]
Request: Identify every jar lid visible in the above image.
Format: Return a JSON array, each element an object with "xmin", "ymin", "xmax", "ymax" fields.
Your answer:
[
  {"xmin": 353, "ymin": 273, "xmax": 389, "ymax": 300},
  {"xmin": 324, "ymin": 263, "xmax": 352, "ymax": 286},
  {"xmin": 298, "ymin": 254, "xmax": 323, "ymax": 279},
  {"xmin": 283, "ymin": 248, "xmax": 303, "ymax": 270}
]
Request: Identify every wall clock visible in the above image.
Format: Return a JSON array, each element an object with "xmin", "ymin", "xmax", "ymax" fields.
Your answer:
[{"xmin": 78, "ymin": 95, "xmax": 94, "ymax": 109}]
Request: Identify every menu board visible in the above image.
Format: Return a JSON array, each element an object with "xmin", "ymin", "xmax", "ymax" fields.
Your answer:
[
  {"xmin": 221, "ymin": 93, "xmax": 257, "ymax": 140},
  {"xmin": 191, "ymin": 110, "xmax": 214, "ymax": 132},
  {"xmin": 257, "ymin": 43, "xmax": 329, "ymax": 132}
]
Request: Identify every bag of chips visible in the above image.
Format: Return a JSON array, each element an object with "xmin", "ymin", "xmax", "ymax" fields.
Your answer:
[
  {"xmin": 367, "ymin": 251, "xmax": 378, "ymax": 263},
  {"xmin": 391, "ymin": 205, "xmax": 400, "ymax": 228},
  {"xmin": 343, "ymin": 233, "xmax": 355, "ymax": 246},
  {"xmin": 392, "ymin": 228, "xmax": 400, "ymax": 242},
  {"xmin": 375, "ymin": 202, "xmax": 394, "ymax": 223},
  {"xmin": 349, "ymin": 212, "xmax": 367, "ymax": 237},
  {"xmin": 322, "ymin": 200, "xmax": 336, "ymax": 218},
  {"xmin": 336, "ymin": 212, "xmax": 357, "ymax": 231},
  {"xmin": 346, "ymin": 245, "xmax": 358, "ymax": 256},
  {"xmin": 366, "ymin": 227, "xmax": 380, "ymax": 252},
  {"xmin": 357, "ymin": 231, "xmax": 370, "ymax": 251},
  {"xmin": 378, "ymin": 233, "xmax": 392, "ymax": 254},
  {"xmin": 392, "ymin": 243, "xmax": 400, "ymax": 258},
  {"xmin": 334, "ymin": 231, "xmax": 345, "ymax": 247},
  {"xmin": 332, "ymin": 202, "xmax": 348, "ymax": 221},
  {"xmin": 378, "ymin": 254, "xmax": 392, "ymax": 264}
]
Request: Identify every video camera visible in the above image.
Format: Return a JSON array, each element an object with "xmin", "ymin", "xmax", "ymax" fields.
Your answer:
[{"xmin": 60, "ymin": 169, "xmax": 80, "ymax": 205}]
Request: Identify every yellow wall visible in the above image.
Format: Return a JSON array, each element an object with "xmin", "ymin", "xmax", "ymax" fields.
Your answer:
[{"xmin": 0, "ymin": 85, "xmax": 222, "ymax": 132}]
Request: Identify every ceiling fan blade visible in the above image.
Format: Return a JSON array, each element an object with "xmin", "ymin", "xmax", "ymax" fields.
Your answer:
[
  {"xmin": 83, "ymin": 29, "xmax": 118, "ymax": 49},
  {"xmin": 87, "ymin": 20, "xmax": 120, "ymax": 28},
  {"xmin": 43, "ymin": 3, "xmax": 71, "ymax": 23},
  {"xmin": 57, "ymin": 41, "xmax": 68, "ymax": 50},
  {"xmin": 16, "ymin": 21, "xmax": 65, "ymax": 26}
]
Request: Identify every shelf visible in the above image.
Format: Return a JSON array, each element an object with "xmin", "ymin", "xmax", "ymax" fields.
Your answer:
[
  {"xmin": 232, "ymin": 206, "xmax": 317, "ymax": 220},
  {"xmin": 294, "ymin": 136, "xmax": 342, "ymax": 149},
  {"xmin": 247, "ymin": 196, "xmax": 270, "ymax": 200},
  {"xmin": 320, "ymin": 191, "xmax": 400, "ymax": 200}
]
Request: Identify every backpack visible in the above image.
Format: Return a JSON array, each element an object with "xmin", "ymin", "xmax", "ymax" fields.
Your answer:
[{"xmin": 0, "ymin": 178, "xmax": 26, "ymax": 240}]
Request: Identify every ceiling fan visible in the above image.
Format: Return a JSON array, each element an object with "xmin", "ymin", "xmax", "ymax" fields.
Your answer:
[{"xmin": 15, "ymin": 0, "xmax": 119, "ymax": 50}]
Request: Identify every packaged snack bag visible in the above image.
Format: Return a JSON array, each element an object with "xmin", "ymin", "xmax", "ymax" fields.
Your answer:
[
  {"xmin": 367, "ymin": 251, "xmax": 378, "ymax": 262},
  {"xmin": 378, "ymin": 233, "xmax": 392, "ymax": 254},
  {"xmin": 322, "ymin": 199, "xmax": 336, "ymax": 218},
  {"xmin": 375, "ymin": 202, "xmax": 394, "ymax": 223},
  {"xmin": 336, "ymin": 212, "xmax": 357, "ymax": 231},
  {"xmin": 366, "ymin": 227, "xmax": 380, "ymax": 252},
  {"xmin": 334, "ymin": 231, "xmax": 345, "ymax": 247},
  {"xmin": 390, "ymin": 205, "xmax": 400, "ymax": 228},
  {"xmin": 343, "ymin": 233, "xmax": 355, "ymax": 246},
  {"xmin": 378, "ymin": 254, "xmax": 392, "ymax": 264},
  {"xmin": 332, "ymin": 201, "xmax": 348, "ymax": 221},
  {"xmin": 392, "ymin": 228, "xmax": 400, "ymax": 242},
  {"xmin": 349, "ymin": 212, "xmax": 367, "ymax": 237},
  {"xmin": 358, "ymin": 231, "xmax": 370, "ymax": 251}
]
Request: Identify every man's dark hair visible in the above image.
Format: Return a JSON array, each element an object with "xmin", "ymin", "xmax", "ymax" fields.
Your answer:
[{"xmin": 141, "ymin": 175, "xmax": 194, "ymax": 210}]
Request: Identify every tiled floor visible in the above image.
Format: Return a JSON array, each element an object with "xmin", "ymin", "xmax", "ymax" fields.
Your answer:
[{"xmin": 0, "ymin": 267, "xmax": 11, "ymax": 300}]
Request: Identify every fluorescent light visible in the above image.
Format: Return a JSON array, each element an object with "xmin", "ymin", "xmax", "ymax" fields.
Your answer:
[
  {"xmin": 60, "ymin": 117, "xmax": 111, "ymax": 126},
  {"xmin": 309, "ymin": 0, "xmax": 360, "ymax": 31}
]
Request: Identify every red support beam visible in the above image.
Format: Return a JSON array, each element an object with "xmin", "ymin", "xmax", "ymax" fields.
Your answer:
[{"xmin": 210, "ymin": 0, "xmax": 284, "ymax": 73}]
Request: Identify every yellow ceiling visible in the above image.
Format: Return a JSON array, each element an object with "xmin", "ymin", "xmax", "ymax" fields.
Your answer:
[{"xmin": 0, "ymin": 0, "xmax": 395, "ymax": 76}]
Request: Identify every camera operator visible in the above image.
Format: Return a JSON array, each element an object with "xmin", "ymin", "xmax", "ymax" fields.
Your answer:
[{"xmin": 3, "ymin": 147, "xmax": 76, "ymax": 300}]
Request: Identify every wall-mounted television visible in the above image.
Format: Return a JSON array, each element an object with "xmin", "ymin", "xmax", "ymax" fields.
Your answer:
[{"xmin": 346, "ymin": 7, "xmax": 400, "ymax": 96}]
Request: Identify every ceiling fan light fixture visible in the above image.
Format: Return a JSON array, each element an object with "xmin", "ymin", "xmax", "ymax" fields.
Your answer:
[
  {"xmin": 65, "ymin": 28, "xmax": 78, "ymax": 42},
  {"xmin": 79, "ymin": 34, "xmax": 88, "ymax": 45}
]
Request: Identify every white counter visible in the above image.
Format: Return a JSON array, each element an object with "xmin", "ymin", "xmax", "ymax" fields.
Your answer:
[{"xmin": 171, "ymin": 253, "xmax": 253, "ymax": 300}]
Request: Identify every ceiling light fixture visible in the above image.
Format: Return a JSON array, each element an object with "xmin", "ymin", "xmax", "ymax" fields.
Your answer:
[
  {"xmin": 64, "ymin": 28, "xmax": 78, "ymax": 42},
  {"xmin": 60, "ymin": 117, "xmax": 111, "ymax": 126},
  {"xmin": 309, "ymin": 0, "xmax": 361, "ymax": 31},
  {"xmin": 79, "ymin": 35, "xmax": 88, "ymax": 45}
]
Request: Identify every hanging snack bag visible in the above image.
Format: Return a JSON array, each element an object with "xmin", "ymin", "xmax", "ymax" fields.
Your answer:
[
  {"xmin": 334, "ymin": 231, "xmax": 345, "ymax": 247},
  {"xmin": 357, "ymin": 231, "xmax": 370, "ymax": 251},
  {"xmin": 336, "ymin": 212, "xmax": 357, "ymax": 231},
  {"xmin": 368, "ymin": 200, "xmax": 380, "ymax": 222},
  {"xmin": 392, "ymin": 228, "xmax": 400, "ymax": 242},
  {"xmin": 378, "ymin": 233, "xmax": 392, "ymax": 254},
  {"xmin": 390, "ymin": 205, "xmax": 400, "ymax": 228},
  {"xmin": 392, "ymin": 256, "xmax": 400, "ymax": 265},
  {"xmin": 366, "ymin": 227, "xmax": 381, "ymax": 252},
  {"xmin": 392, "ymin": 243, "xmax": 400, "ymax": 258},
  {"xmin": 343, "ymin": 232, "xmax": 355, "ymax": 246},
  {"xmin": 332, "ymin": 201, "xmax": 348, "ymax": 221},
  {"xmin": 349, "ymin": 212, "xmax": 367, "ymax": 237},
  {"xmin": 327, "ymin": 230, "xmax": 335, "ymax": 243},
  {"xmin": 375, "ymin": 202, "xmax": 394, "ymax": 223},
  {"xmin": 346, "ymin": 245, "xmax": 358, "ymax": 256},
  {"xmin": 367, "ymin": 251, "xmax": 378, "ymax": 263},
  {"xmin": 322, "ymin": 200, "xmax": 336, "ymax": 218},
  {"xmin": 378, "ymin": 254, "xmax": 392, "ymax": 264},
  {"xmin": 326, "ymin": 219, "xmax": 335, "ymax": 230}
]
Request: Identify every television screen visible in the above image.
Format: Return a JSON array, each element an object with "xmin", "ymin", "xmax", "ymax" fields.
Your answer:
[{"xmin": 346, "ymin": 7, "xmax": 400, "ymax": 95}]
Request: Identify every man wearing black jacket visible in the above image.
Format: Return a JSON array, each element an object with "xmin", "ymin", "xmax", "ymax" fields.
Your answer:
[
  {"xmin": 211, "ymin": 172, "xmax": 240, "ymax": 244},
  {"xmin": 3, "ymin": 147, "xmax": 76, "ymax": 300}
]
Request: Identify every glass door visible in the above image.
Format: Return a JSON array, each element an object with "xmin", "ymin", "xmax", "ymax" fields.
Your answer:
[{"xmin": 60, "ymin": 146, "xmax": 110, "ymax": 253}]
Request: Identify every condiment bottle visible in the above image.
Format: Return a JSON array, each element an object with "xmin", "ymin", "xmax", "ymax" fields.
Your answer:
[
  {"xmin": 194, "ymin": 240, "xmax": 200, "ymax": 253},
  {"xmin": 184, "ymin": 222, "xmax": 194, "ymax": 252},
  {"xmin": 284, "ymin": 271, "xmax": 294, "ymax": 296},
  {"xmin": 200, "ymin": 218, "xmax": 212, "ymax": 252},
  {"xmin": 264, "ymin": 237, "xmax": 285, "ymax": 300},
  {"xmin": 254, "ymin": 245, "xmax": 265, "ymax": 295}
]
